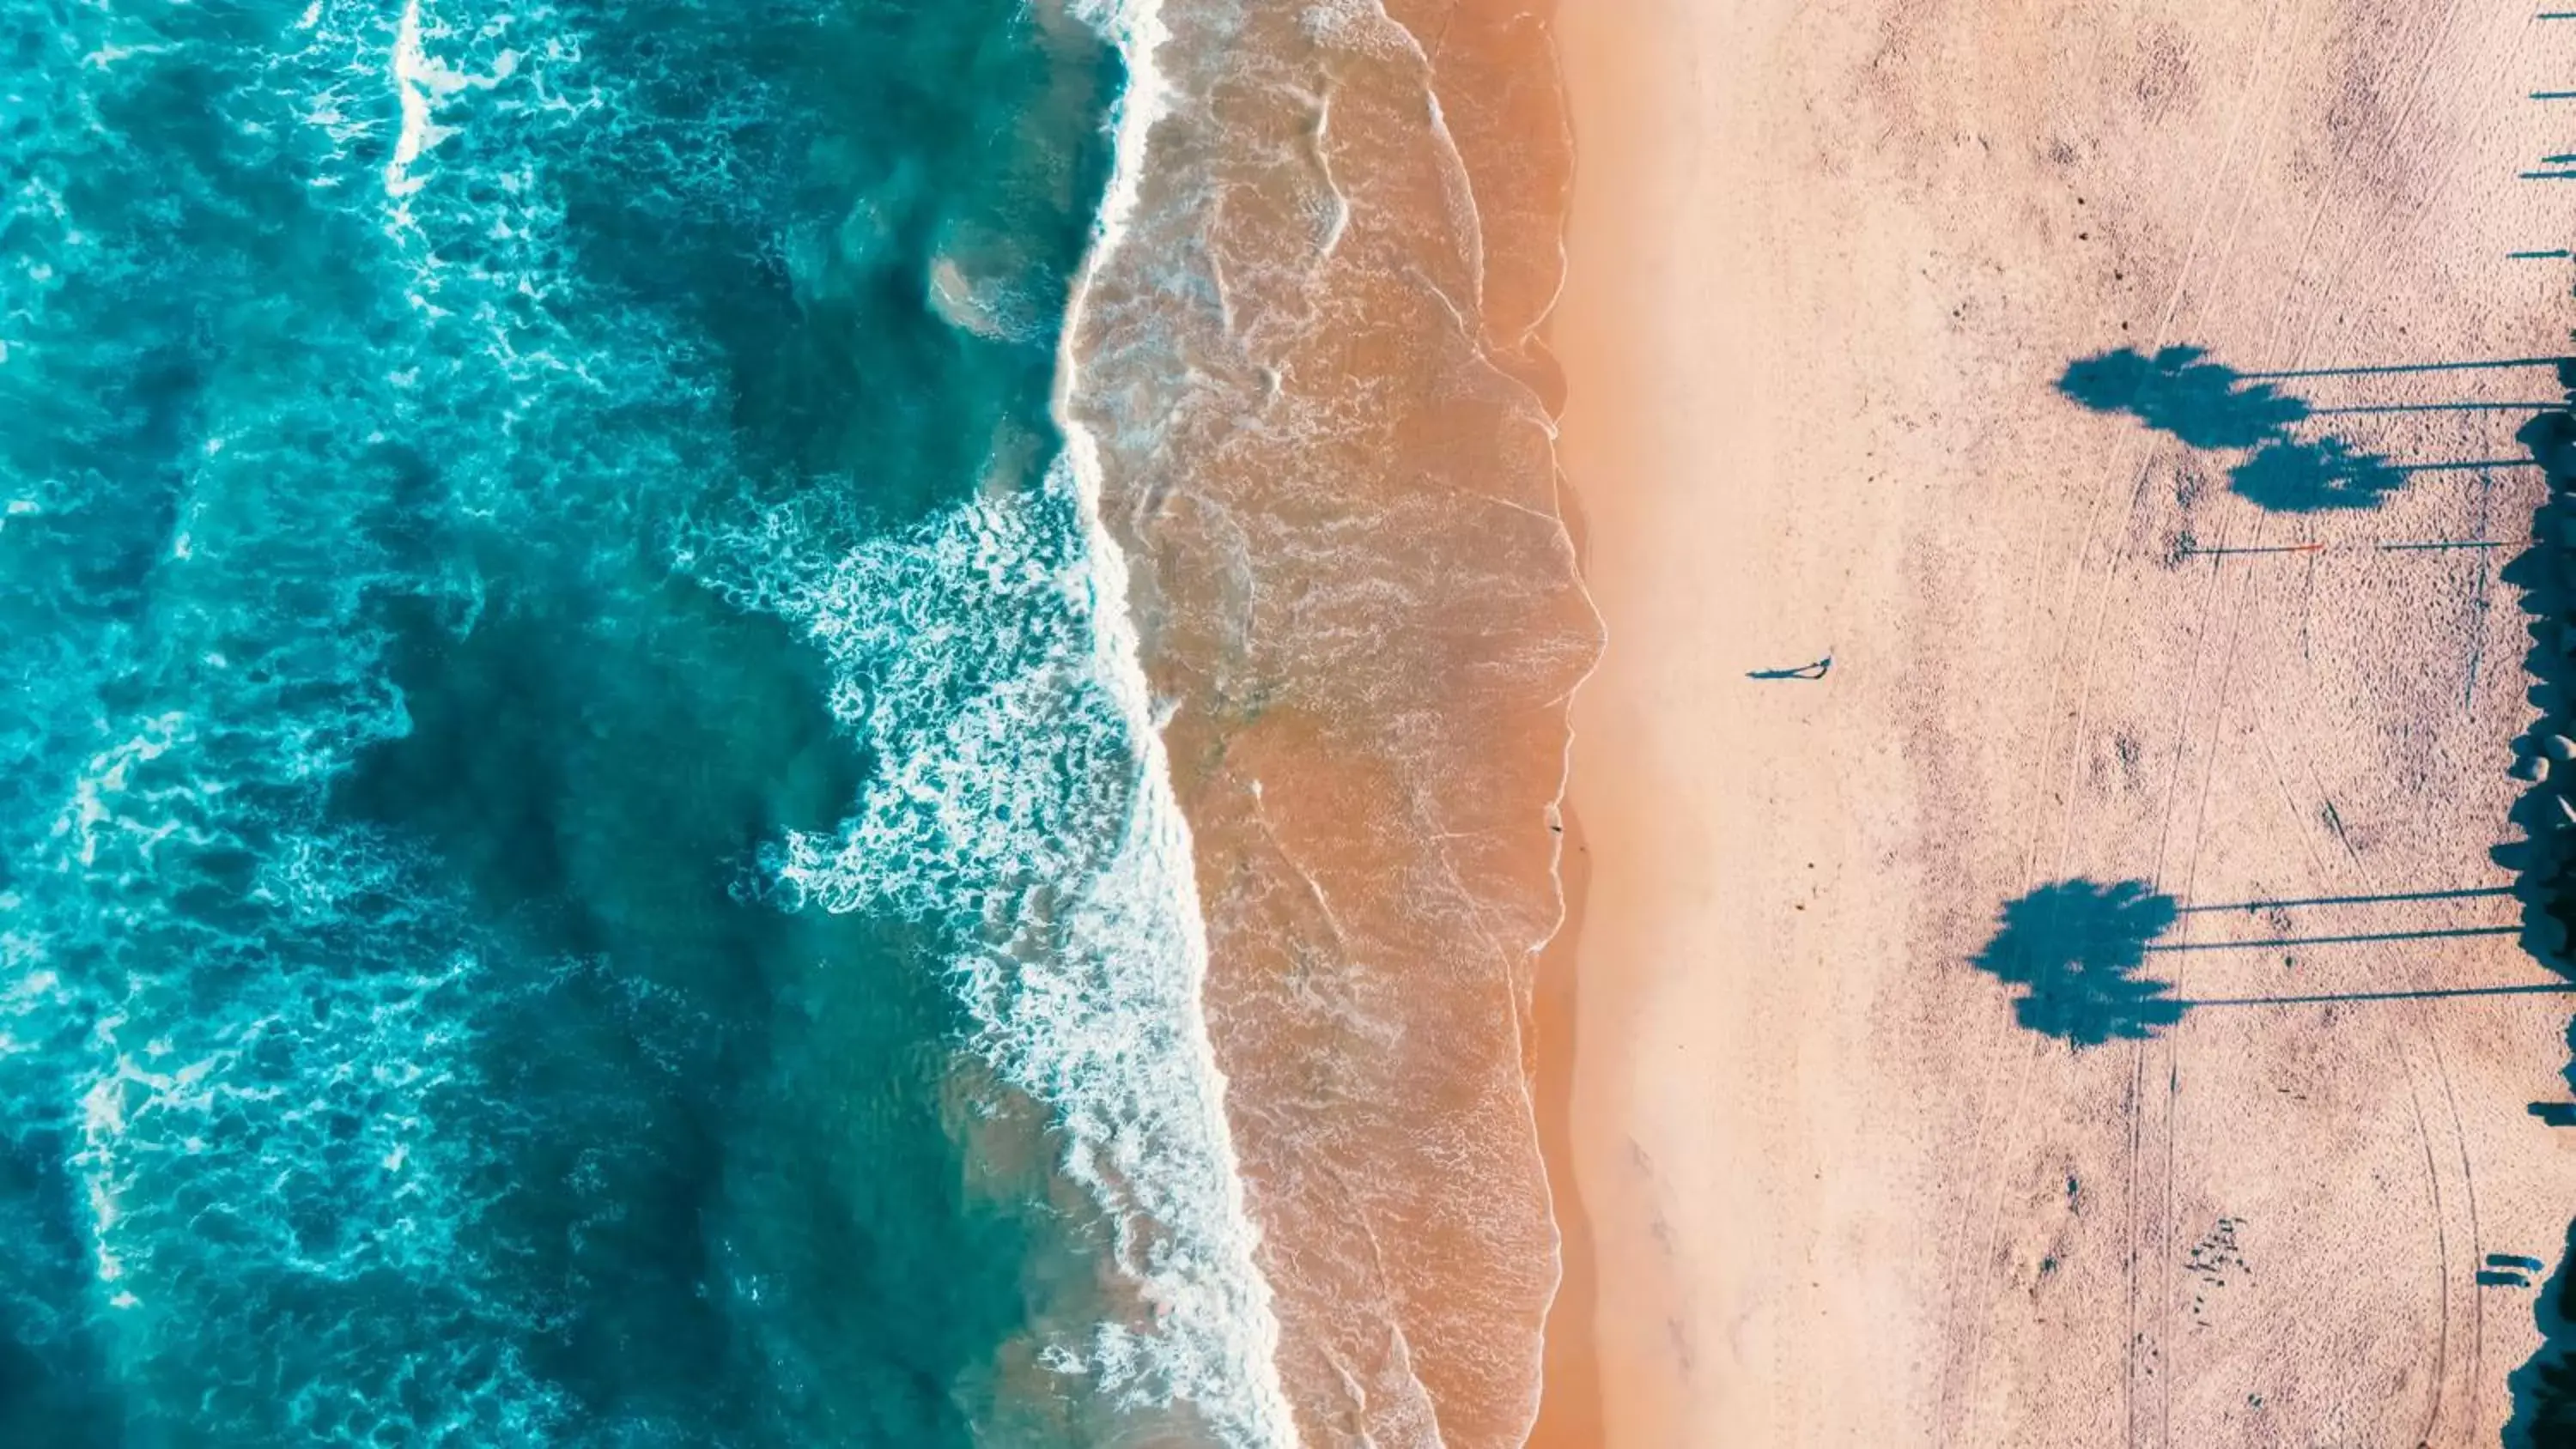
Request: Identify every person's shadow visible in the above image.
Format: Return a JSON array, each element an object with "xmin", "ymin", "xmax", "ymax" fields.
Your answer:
[
  {"xmin": 1971, "ymin": 878, "xmax": 2185, "ymax": 1045},
  {"xmin": 1747, "ymin": 655, "xmax": 1831, "ymax": 681}
]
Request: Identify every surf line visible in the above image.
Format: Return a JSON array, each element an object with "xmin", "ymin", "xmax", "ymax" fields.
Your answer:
[{"xmin": 1044, "ymin": 0, "xmax": 1300, "ymax": 1442}]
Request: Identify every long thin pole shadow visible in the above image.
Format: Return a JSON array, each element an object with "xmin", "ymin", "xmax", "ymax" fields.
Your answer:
[
  {"xmin": 2179, "ymin": 543, "xmax": 2322, "ymax": 558},
  {"xmin": 2178, "ymin": 542, "xmax": 2512, "ymax": 559},
  {"xmin": 2238, "ymin": 357, "xmax": 2570, "ymax": 379},
  {"xmin": 2145, "ymin": 925, "xmax": 2521, "ymax": 952},
  {"xmin": 2393, "ymin": 459, "xmax": 2545, "ymax": 473},
  {"xmin": 2511, "ymin": 249, "xmax": 2573, "ymax": 259},
  {"xmin": 2306, "ymin": 402, "xmax": 2566, "ymax": 414},
  {"xmin": 2174, "ymin": 540, "xmax": 2514, "ymax": 558},
  {"xmin": 2183, "ymin": 982, "xmax": 2576, "ymax": 1007},
  {"xmin": 2176, "ymin": 886, "xmax": 2518, "ymax": 913}
]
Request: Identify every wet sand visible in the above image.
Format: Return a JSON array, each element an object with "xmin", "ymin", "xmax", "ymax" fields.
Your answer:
[
  {"xmin": 1072, "ymin": 3, "xmax": 1596, "ymax": 1441},
  {"xmin": 1546, "ymin": 1, "xmax": 2576, "ymax": 1443}
]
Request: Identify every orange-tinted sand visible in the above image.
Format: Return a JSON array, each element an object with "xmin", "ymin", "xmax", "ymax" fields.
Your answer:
[
  {"xmin": 1071, "ymin": 3, "xmax": 1595, "ymax": 1442},
  {"xmin": 1528, "ymin": 800, "xmax": 1609, "ymax": 1448},
  {"xmin": 1546, "ymin": 1, "xmax": 2576, "ymax": 1443}
]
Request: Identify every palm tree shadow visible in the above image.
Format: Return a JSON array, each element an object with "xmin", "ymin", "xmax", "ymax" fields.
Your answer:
[
  {"xmin": 2230, "ymin": 436, "xmax": 2409, "ymax": 511},
  {"xmin": 2059, "ymin": 345, "xmax": 2312, "ymax": 448},
  {"xmin": 2057, "ymin": 346, "xmax": 2404, "ymax": 512},
  {"xmin": 1972, "ymin": 879, "xmax": 2185, "ymax": 1046}
]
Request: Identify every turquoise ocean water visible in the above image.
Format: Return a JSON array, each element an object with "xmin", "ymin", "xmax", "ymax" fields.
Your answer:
[{"xmin": 0, "ymin": 0, "xmax": 1287, "ymax": 1443}]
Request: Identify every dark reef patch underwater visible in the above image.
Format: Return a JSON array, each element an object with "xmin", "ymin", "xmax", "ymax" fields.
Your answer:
[{"xmin": 0, "ymin": 0, "xmax": 1283, "ymax": 1443}]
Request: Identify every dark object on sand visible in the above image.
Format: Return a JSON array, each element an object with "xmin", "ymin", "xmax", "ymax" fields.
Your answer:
[{"xmin": 1971, "ymin": 878, "xmax": 2184, "ymax": 1045}]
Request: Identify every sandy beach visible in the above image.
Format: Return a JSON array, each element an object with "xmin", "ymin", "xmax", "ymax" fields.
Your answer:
[{"xmin": 1540, "ymin": 1, "xmax": 2576, "ymax": 1442}]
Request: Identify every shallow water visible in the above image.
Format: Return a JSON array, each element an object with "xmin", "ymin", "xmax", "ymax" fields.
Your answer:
[
  {"xmin": 1065, "ymin": 1, "xmax": 1597, "ymax": 1440},
  {"xmin": 0, "ymin": 0, "xmax": 1291, "ymax": 1442}
]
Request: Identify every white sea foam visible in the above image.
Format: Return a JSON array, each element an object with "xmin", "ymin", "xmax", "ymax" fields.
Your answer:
[
  {"xmin": 9, "ymin": 0, "xmax": 1300, "ymax": 1436},
  {"xmin": 680, "ymin": 4, "xmax": 1299, "ymax": 1435},
  {"xmin": 0, "ymin": 15, "xmax": 575, "ymax": 1421},
  {"xmin": 382, "ymin": 0, "xmax": 520, "ymax": 203},
  {"xmin": 1056, "ymin": 1, "xmax": 1300, "ymax": 1440},
  {"xmin": 697, "ymin": 444, "xmax": 1295, "ymax": 1443},
  {"xmin": 383, "ymin": 0, "xmax": 440, "ymax": 199},
  {"xmin": 1042, "ymin": 488, "xmax": 1304, "ymax": 1449},
  {"xmin": 50, "ymin": 713, "xmax": 191, "ymax": 872}
]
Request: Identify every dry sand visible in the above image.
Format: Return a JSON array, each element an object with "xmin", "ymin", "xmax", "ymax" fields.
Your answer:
[{"xmin": 1542, "ymin": 0, "xmax": 2576, "ymax": 1442}]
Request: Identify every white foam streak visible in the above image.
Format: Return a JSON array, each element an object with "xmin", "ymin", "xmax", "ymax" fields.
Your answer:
[
  {"xmin": 705, "ymin": 450, "xmax": 1295, "ymax": 1441},
  {"xmin": 1054, "ymin": 2, "xmax": 1301, "ymax": 1442},
  {"xmin": 50, "ymin": 714, "xmax": 191, "ymax": 872},
  {"xmin": 694, "ymin": 7, "xmax": 1303, "ymax": 1425},
  {"xmin": 381, "ymin": 0, "xmax": 522, "ymax": 205},
  {"xmin": 384, "ymin": 0, "xmax": 442, "ymax": 199}
]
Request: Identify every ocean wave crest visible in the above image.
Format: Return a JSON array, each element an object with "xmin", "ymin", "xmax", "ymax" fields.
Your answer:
[{"xmin": 688, "ymin": 452, "xmax": 1298, "ymax": 1445}]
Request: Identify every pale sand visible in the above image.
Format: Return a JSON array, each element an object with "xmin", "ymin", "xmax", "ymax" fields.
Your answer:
[{"xmin": 1544, "ymin": 1, "xmax": 2576, "ymax": 1442}]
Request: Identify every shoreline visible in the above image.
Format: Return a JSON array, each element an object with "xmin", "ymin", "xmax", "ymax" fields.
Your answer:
[
  {"xmin": 1476, "ymin": 6, "xmax": 1609, "ymax": 1444},
  {"xmin": 1527, "ymin": 802, "xmax": 1608, "ymax": 1447},
  {"xmin": 1532, "ymin": 3, "xmax": 1705, "ymax": 1440}
]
